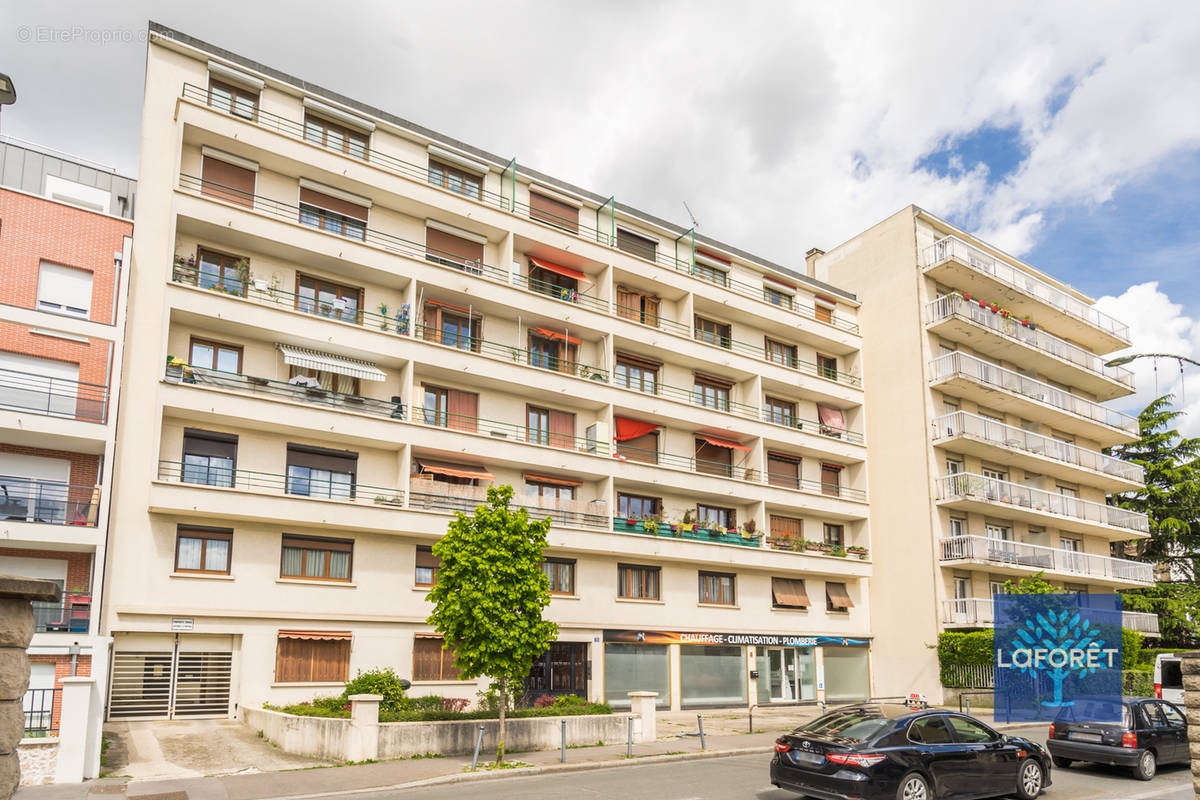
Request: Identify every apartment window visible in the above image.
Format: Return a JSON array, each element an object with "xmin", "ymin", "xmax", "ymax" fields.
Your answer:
[
  {"xmin": 948, "ymin": 517, "xmax": 966, "ymax": 538},
  {"xmin": 413, "ymin": 635, "xmax": 462, "ymax": 681},
  {"xmin": 37, "ymin": 262, "xmax": 93, "ymax": 317},
  {"xmin": 695, "ymin": 438, "xmax": 733, "ymax": 477},
  {"xmin": 421, "ymin": 302, "xmax": 481, "ymax": 351},
  {"xmin": 618, "ymin": 564, "xmax": 661, "ymax": 600},
  {"xmin": 425, "ymin": 226, "xmax": 485, "ymax": 273},
  {"xmin": 765, "ymin": 338, "xmax": 797, "ymax": 368},
  {"xmin": 525, "ymin": 478, "xmax": 577, "ymax": 502},
  {"xmin": 618, "ymin": 493, "xmax": 660, "ymax": 519},
  {"xmin": 767, "ymin": 452, "xmax": 801, "ymax": 489},
  {"xmin": 699, "ymin": 571, "xmax": 736, "ymax": 605},
  {"xmin": 285, "ymin": 444, "xmax": 357, "ymax": 499},
  {"xmin": 616, "ymin": 430, "xmax": 659, "ymax": 464},
  {"xmin": 693, "ymin": 374, "xmax": 732, "ymax": 411},
  {"xmin": 207, "ymin": 79, "xmax": 257, "ymax": 120},
  {"xmin": 529, "ymin": 191, "xmax": 580, "ymax": 233},
  {"xmin": 174, "ymin": 526, "xmax": 232, "ymax": 574},
  {"xmin": 289, "ymin": 366, "xmax": 360, "ymax": 395},
  {"xmin": 422, "ymin": 385, "xmax": 478, "ymax": 432},
  {"xmin": 693, "ymin": 251, "xmax": 731, "ymax": 287},
  {"xmin": 304, "ymin": 114, "xmax": 369, "ymax": 159},
  {"xmin": 764, "ymin": 396, "xmax": 796, "ymax": 427},
  {"xmin": 275, "ymin": 631, "xmax": 351, "ymax": 683},
  {"xmin": 181, "ymin": 429, "xmax": 237, "ymax": 487},
  {"xmin": 527, "ymin": 405, "xmax": 575, "ymax": 449},
  {"xmin": 189, "ymin": 337, "xmax": 242, "ymax": 373},
  {"xmin": 694, "ymin": 316, "xmax": 731, "ymax": 348},
  {"xmin": 814, "ymin": 301, "xmax": 835, "ymax": 324},
  {"xmin": 298, "ymin": 188, "xmax": 367, "ymax": 241},
  {"xmin": 697, "ymin": 504, "xmax": 736, "ymax": 529},
  {"xmin": 772, "ymin": 578, "xmax": 809, "ymax": 609},
  {"xmin": 528, "ymin": 261, "xmax": 580, "ymax": 301},
  {"xmin": 985, "ymin": 524, "xmax": 1012, "ymax": 541},
  {"xmin": 615, "ymin": 287, "xmax": 661, "ymax": 325},
  {"xmin": 542, "ymin": 558, "xmax": 575, "ymax": 595},
  {"xmin": 528, "ymin": 331, "xmax": 579, "ymax": 373},
  {"xmin": 415, "ymin": 545, "xmax": 440, "ymax": 587},
  {"xmin": 823, "ymin": 523, "xmax": 845, "ymax": 547},
  {"xmin": 817, "ymin": 354, "xmax": 839, "ymax": 380},
  {"xmin": 200, "ymin": 155, "xmax": 256, "ymax": 209},
  {"xmin": 280, "ymin": 534, "xmax": 353, "ymax": 581},
  {"xmin": 826, "ymin": 582, "xmax": 854, "ymax": 612},
  {"xmin": 764, "ymin": 287, "xmax": 792, "ymax": 309},
  {"xmin": 195, "ymin": 249, "xmax": 247, "ymax": 296},
  {"xmin": 615, "ymin": 354, "xmax": 660, "ymax": 393},
  {"xmin": 297, "ymin": 274, "xmax": 362, "ymax": 323},
  {"xmin": 428, "ymin": 160, "xmax": 482, "ymax": 200},
  {"xmin": 616, "ymin": 228, "xmax": 657, "ymax": 261},
  {"xmin": 820, "ymin": 464, "xmax": 842, "ymax": 496}
]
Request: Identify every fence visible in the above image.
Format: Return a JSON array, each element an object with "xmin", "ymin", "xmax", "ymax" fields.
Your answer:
[
  {"xmin": 23, "ymin": 687, "xmax": 60, "ymax": 737},
  {"xmin": 941, "ymin": 664, "xmax": 995, "ymax": 689}
]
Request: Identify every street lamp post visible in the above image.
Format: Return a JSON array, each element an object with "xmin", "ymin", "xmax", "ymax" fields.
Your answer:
[{"xmin": 1104, "ymin": 353, "xmax": 1200, "ymax": 401}]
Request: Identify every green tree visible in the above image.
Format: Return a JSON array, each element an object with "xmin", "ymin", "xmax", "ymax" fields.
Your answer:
[
  {"xmin": 426, "ymin": 485, "xmax": 557, "ymax": 763},
  {"xmin": 1000, "ymin": 571, "xmax": 1060, "ymax": 595}
]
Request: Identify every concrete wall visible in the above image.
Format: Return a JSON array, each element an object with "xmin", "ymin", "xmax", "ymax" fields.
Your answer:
[
  {"xmin": 243, "ymin": 706, "xmax": 348, "ymax": 762},
  {"xmin": 16, "ymin": 740, "xmax": 57, "ymax": 787}
]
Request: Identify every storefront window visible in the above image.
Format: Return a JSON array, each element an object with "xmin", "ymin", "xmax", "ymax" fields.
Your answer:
[
  {"xmin": 823, "ymin": 648, "xmax": 870, "ymax": 702},
  {"xmin": 756, "ymin": 647, "xmax": 816, "ymax": 704},
  {"xmin": 680, "ymin": 645, "xmax": 746, "ymax": 707},
  {"xmin": 604, "ymin": 644, "xmax": 669, "ymax": 709}
]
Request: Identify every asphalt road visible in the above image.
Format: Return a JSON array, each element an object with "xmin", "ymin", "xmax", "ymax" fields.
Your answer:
[{"xmin": 365, "ymin": 725, "xmax": 1193, "ymax": 800}]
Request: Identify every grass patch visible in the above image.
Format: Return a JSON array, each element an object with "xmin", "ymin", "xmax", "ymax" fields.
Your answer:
[
  {"xmin": 466, "ymin": 760, "xmax": 533, "ymax": 771},
  {"xmin": 265, "ymin": 700, "xmax": 613, "ymax": 722}
]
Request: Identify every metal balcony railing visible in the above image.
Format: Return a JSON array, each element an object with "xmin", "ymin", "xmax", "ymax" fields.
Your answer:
[
  {"xmin": 157, "ymin": 460, "xmax": 406, "ymax": 506},
  {"xmin": 23, "ymin": 687, "xmax": 59, "ymax": 738},
  {"xmin": 693, "ymin": 328, "xmax": 861, "ymax": 387},
  {"xmin": 938, "ymin": 535, "xmax": 1154, "ymax": 583},
  {"xmin": 761, "ymin": 408, "xmax": 864, "ymax": 444},
  {"xmin": 941, "ymin": 598, "xmax": 1160, "ymax": 635},
  {"xmin": 922, "ymin": 236, "xmax": 1130, "ymax": 343},
  {"xmin": 509, "ymin": 272, "xmax": 609, "ymax": 313},
  {"xmin": 409, "ymin": 483, "xmax": 610, "ymax": 529},
  {"xmin": 1121, "ymin": 610, "xmax": 1161, "ymax": 635},
  {"xmin": 928, "ymin": 352, "xmax": 1138, "ymax": 436},
  {"xmin": 926, "ymin": 294, "xmax": 1134, "ymax": 387},
  {"xmin": 413, "ymin": 407, "xmax": 609, "ymax": 455},
  {"xmin": 612, "ymin": 372, "xmax": 760, "ymax": 419},
  {"xmin": 0, "ymin": 477, "xmax": 100, "ymax": 527},
  {"xmin": 932, "ymin": 411, "xmax": 1145, "ymax": 484},
  {"xmin": 936, "ymin": 473, "xmax": 1149, "ymax": 533},
  {"xmin": 0, "ymin": 367, "xmax": 108, "ymax": 423},
  {"xmin": 613, "ymin": 517, "xmax": 760, "ymax": 547},
  {"xmin": 413, "ymin": 323, "xmax": 610, "ymax": 382},
  {"xmin": 32, "ymin": 594, "xmax": 91, "ymax": 633}
]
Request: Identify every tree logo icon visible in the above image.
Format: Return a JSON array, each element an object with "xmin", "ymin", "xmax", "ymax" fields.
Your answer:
[{"xmin": 1004, "ymin": 610, "xmax": 1111, "ymax": 707}]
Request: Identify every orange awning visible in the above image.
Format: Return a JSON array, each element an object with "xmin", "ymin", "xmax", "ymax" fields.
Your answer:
[
  {"xmin": 278, "ymin": 630, "xmax": 352, "ymax": 641},
  {"xmin": 419, "ymin": 461, "xmax": 495, "ymax": 480},
  {"xmin": 524, "ymin": 473, "xmax": 583, "ymax": 487},
  {"xmin": 532, "ymin": 326, "xmax": 581, "ymax": 346},
  {"xmin": 614, "ymin": 416, "xmax": 661, "ymax": 442},
  {"xmin": 696, "ymin": 433, "xmax": 751, "ymax": 452},
  {"xmin": 529, "ymin": 256, "xmax": 587, "ymax": 282}
]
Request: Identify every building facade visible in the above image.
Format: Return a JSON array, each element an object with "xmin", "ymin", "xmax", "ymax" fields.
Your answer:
[
  {"xmin": 0, "ymin": 138, "xmax": 135, "ymax": 772},
  {"xmin": 813, "ymin": 207, "xmax": 1153, "ymax": 701},
  {"xmin": 100, "ymin": 25, "xmax": 875, "ymax": 721}
]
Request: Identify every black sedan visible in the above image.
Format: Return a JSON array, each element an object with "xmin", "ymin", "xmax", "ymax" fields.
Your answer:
[
  {"xmin": 770, "ymin": 704, "xmax": 1050, "ymax": 800},
  {"xmin": 1045, "ymin": 696, "xmax": 1189, "ymax": 780}
]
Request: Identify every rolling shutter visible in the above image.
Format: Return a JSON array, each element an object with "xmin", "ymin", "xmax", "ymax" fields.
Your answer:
[
  {"xmin": 446, "ymin": 389, "xmax": 478, "ymax": 432},
  {"xmin": 299, "ymin": 187, "xmax": 367, "ymax": 222},
  {"xmin": 548, "ymin": 409, "xmax": 576, "ymax": 450},
  {"xmin": 530, "ymin": 192, "xmax": 580, "ymax": 233},
  {"xmin": 201, "ymin": 156, "xmax": 256, "ymax": 208},
  {"xmin": 426, "ymin": 227, "xmax": 484, "ymax": 266}
]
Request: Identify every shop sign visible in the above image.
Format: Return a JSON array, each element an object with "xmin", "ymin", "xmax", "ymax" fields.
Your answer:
[{"xmin": 603, "ymin": 629, "xmax": 869, "ymax": 647}]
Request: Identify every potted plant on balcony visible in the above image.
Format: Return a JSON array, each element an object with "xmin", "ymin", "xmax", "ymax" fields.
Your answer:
[
  {"xmin": 373, "ymin": 494, "xmax": 404, "ymax": 506},
  {"xmin": 624, "ymin": 515, "xmax": 637, "ymax": 527},
  {"xmin": 805, "ymin": 540, "xmax": 822, "ymax": 552},
  {"xmin": 712, "ymin": 526, "xmax": 727, "ymax": 538},
  {"xmin": 378, "ymin": 303, "xmax": 390, "ymax": 332},
  {"xmin": 961, "ymin": 292, "xmax": 972, "ymax": 302},
  {"xmin": 831, "ymin": 546, "xmax": 847, "ymax": 557},
  {"xmin": 847, "ymin": 545, "xmax": 868, "ymax": 559},
  {"xmin": 641, "ymin": 517, "xmax": 659, "ymax": 535},
  {"xmin": 740, "ymin": 519, "xmax": 757, "ymax": 540},
  {"xmin": 817, "ymin": 542, "xmax": 835, "ymax": 554}
]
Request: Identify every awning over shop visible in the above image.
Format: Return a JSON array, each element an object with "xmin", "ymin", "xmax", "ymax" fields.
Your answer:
[
  {"xmin": 529, "ymin": 256, "xmax": 587, "ymax": 282},
  {"xmin": 418, "ymin": 461, "xmax": 495, "ymax": 481},
  {"xmin": 696, "ymin": 433, "xmax": 751, "ymax": 452},
  {"xmin": 276, "ymin": 343, "xmax": 386, "ymax": 382},
  {"xmin": 614, "ymin": 416, "xmax": 660, "ymax": 442},
  {"xmin": 277, "ymin": 630, "xmax": 352, "ymax": 640}
]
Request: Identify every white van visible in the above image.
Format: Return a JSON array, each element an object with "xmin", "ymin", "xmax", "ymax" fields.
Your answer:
[{"xmin": 1154, "ymin": 654, "xmax": 1184, "ymax": 704}]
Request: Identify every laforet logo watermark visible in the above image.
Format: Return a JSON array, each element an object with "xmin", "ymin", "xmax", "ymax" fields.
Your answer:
[{"xmin": 994, "ymin": 594, "xmax": 1123, "ymax": 722}]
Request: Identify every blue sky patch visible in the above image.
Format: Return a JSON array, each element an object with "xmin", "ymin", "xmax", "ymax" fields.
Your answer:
[{"xmin": 917, "ymin": 124, "xmax": 1029, "ymax": 184}]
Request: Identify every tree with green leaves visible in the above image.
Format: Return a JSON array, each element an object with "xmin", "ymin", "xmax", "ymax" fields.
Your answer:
[
  {"xmin": 426, "ymin": 484, "xmax": 557, "ymax": 763},
  {"xmin": 1001, "ymin": 571, "xmax": 1060, "ymax": 595}
]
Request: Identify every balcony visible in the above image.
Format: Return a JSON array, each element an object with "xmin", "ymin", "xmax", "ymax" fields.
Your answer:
[
  {"xmin": 32, "ymin": 593, "xmax": 91, "ymax": 633},
  {"xmin": 157, "ymin": 459, "xmax": 406, "ymax": 505},
  {"xmin": 941, "ymin": 599, "xmax": 1160, "ymax": 634},
  {"xmin": 760, "ymin": 408, "xmax": 865, "ymax": 446},
  {"xmin": 921, "ymin": 236, "xmax": 1130, "ymax": 353},
  {"xmin": 935, "ymin": 473, "xmax": 1149, "ymax": 539},
  {"xmin": 1122, "ymin": 610, "xmax": 1162, "ymax": 635},
  {"xmin": 925, "ymin": 294, "xmax": 1133, "ymax": 399},
  {"xmin": 692, "ymin": 327, "xmax": 861, "ymax": 388},
  {"xmin": 932, "ymin": 411, "xmax": 1144, "ymax": 491},
  {"xmin": 410, "ymin": 482, "xmax": 609, "ymax": 529},
  {"xmin": 612, "ymin": 517, "xmax": 758, "ymax": 548},
  {"xmin": 928, "ymin": 352, "xmax": 1138, "ymax": 446},
  {"xmin": 0, "ymin": 478, "xmax": 101, "ymax": 527},
  {"xmin": 413, "ymin": 324, "xmax": 609, "ymax": 382},
  {"xmin": 938, "ymin": 535, "xmax": 1153, "ymax": 585},
  {"xmin": 0, "ymin": 367, "xmax": 108, "ymax": 423}
]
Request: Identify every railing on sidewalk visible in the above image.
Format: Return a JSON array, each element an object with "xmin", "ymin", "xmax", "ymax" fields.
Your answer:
[
  {"xmin": 22, "ymin": 687, "xmax": 59, "ymax": 737},
  {"xmin": 938, "ymin": 534, "xmax": 1154, "ymax": 583},
  {"xmin": 32, "ymin": 593, "xmax": 91, "ymax": 633},
  {"xmin": 0, "ymin": 477, "xmax": 100, "ymax": 527},
  {"xmin": 0, "ymin": 367, "xmax": 108, "ymax": 423},
  {"xmin": 936, "ymin": 473, "xmax": 1149, "ymax": 533}
]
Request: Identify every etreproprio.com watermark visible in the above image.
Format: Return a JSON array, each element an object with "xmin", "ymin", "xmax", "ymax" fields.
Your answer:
[{"xmin": 15, "ymin": 26, "xmax": 149, "ymax": 44}]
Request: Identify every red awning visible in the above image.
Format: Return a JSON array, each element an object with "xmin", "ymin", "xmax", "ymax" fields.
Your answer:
[
  {"xmin": 695, "ymin": 248, "xmax": 731, "ymax": 265},
  {"xmin": 696, "ymin": 433, "xmax": 751, "ymax": 452},
  {"xmin": 524, "ymin": 473, "xmax": 583, "ymax": 487},
  {"xmin": 426, "ymin": 298, "xmax": 472, "ymax": 314},
  {"xmin": 817, "ymin": 404, "xmax": 845, "ymax": 430},
  {"xmin": 532, "ymin": 326, "xmax": 581, "ymax": 346},
  {"xmin": 614, "ymin": 416, "xmax": 661, "ymax": 442},
  {"xmin": 419, "ymin": 461, "xmax": 496, "ymax": 480},
  {"xmin": 278, "ymin": 630, "xmax": 352, "ymax": 641},
  {"xmin": 529, "ymin": 256, "xmax": 587, "ymax": 282}
]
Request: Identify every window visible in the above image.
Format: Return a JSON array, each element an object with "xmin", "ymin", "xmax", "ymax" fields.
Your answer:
[
  {"xmin": 765, "ymin": 338, "xmax": 797, "ymax": 368},
  {"xmin": 695, "ymin": 439, "xmax": 733, "ymax": 477},
  {"xmin": 181, "ymin": 429, "xmax": 237, "ymax": 487},
  {"xmin": 617, "ymin": 430, "xmax": 659, "ymax": 464},
  {"xmin": 820, "ymin": 464, "xmax": 842, "ymax": 496},
  {"xmin": 618, "ymin": 564, "xmax": 661, "ymax": 600},
  {"xmin": 764, "ymin": 397, "xmax": 796, "ymax": 427},
  {"xmin": 288, "ymin": 366, "xmax": 360, "ymax": 395},
  {"xmin": 946, "ymin": 716, "xmax": 997, "ymax": 743},
  {"xmin": 826, "ymin": 582, "xmax": 854, "ymax": 612},
  {"xmin": 285, "ymin": 444, "xmax": 357, "ymax": 499},
  {"xmin": 298, "ymin": 188, "xmax": 367, "ymax": 241},
  {"xmin": 908, "ymin": 715, "xmax": 952, "ymax": 744},
  {"xmin": 823, "ymin": 523, "xmax": 844, "ymax": 546},
  {"xmin": 415, "ymin": 545, "xmax": 439, "ymax": 587},
  {"xmin": 421, "ymin": 302, "xmax": 481, "ymax": 350},
  {"xmin": 422, "ymin": 385, "xmax": 478, "ymax": 432},
  {"xmin": 425, "ymin": 226, "xmax": 485, "ymax": 273},
  {"xmin": 814, "ymin": 302, "xmax": 835, "ymax": 325},
  {"xmin": 297, "ymin": 275, "xmax": 361, "ymax": 324},
  {"xmin": 693, "ymin": 375, "xmax": 732, "ymax": 411},
  {"xmin": 195, "ymin": 249, "xmax": 247, "ymax": 296},
  {"xmin": 428, "ymin": 160, "xmax": 482, "ymax": 200},
  {"xmin": 174, "ymin": 526, "xmax": 232, "ymax": 574},
  {"xmin": 413, "ymin": 635, "xmax": 462, "ymax": 681},
  {"xmin": 817, "ymin": 354, "xmax": 839, "ymax": 380},
  {"xmin": 189, "ymin": 338, "xmax": 242, "ymax": 373},
  {"xmin": 771, "ymin": 578, "xmax": 809, "ymax": 609},
  {"xmin": 618, "ymin": 493, "xmax": 660, "ymax": 519},
  {"xmin": 37, "ymin": 262, "xmax": 93, "ymax": 317},
  {"xmin": 528, "ymin": 332, "xmax": 579, "ymax": 374},
  {"xmin": 764, "ymin": 287, "xmax": 792, "ymax": 309},
  {"xmin": 697, "ymin": 504, "xmax": 736, "ymax": 529},
  {"xmin": 767, "ymin": 452, "xmax": 801, "ymax": 489},
  {"xmin": 770, "ymin": 515, "xmax": 803, "ymax": 540},
  {"xmin": 208, "ymin": 79, "xmax": 257, "ymax": 120},
  {"xmin": 525, "ymin": 479, "xmax": 577, "ymax": 502},
  {"xmin": 529, "ymin": 191, "xmax": 580, "ymax": 233},
  {"xmin": 280, "ymin": 535, "xmax": 353, "ymax": 581},
  {"xmin": 949, "ymin": 517, "xmax": 966, "ymax": 538},
  {"xmin": 542, "ymin": 558, "xmax": 575, "ymax": 595},
  {"xmin": 616, "ymin": 228, "xmax": 657, "ymax": 261},
  {"xmin": 693, "ymin": 251, "xmax": 731, "ymax": 287},
  {"xmin": 699, "ymin": 571, "xmax": 736, "ymax": 605},
  {"xmin": 615, "ymin": 287, "xmax": 661, "ymax": 325},
  {"xmin": 527, "ymin": 405, "xmax": 576, "ymax": 449},
  {"xmin": 200, "ymin": 155, "xmax": 256, "ymax": 209},
  {"xmin": 615, "ymin": 354, "xmax": 660, "ymax": 393},
  {"xmin": 304, "ymin": 114, "xmax": 368, "ymax": 159},
  {"xmin": 694, "ymin": 316, "xmax": 731, "ymax": 348},
  {"xmin": 275, "ymin": 632, "xmax": 350, "ymax": 683}
]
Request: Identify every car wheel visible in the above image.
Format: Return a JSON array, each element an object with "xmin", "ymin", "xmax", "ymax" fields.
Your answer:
[
  {"xmin": 897, "ymin": 772, "xmax": 930, "ymax": 800},
  {"xmin": 1132, "ymin": 749, "xmax": 1156, "ymax": 781},
  {"xmin": 1051, "ymin": 756, "xmax": 1072, "ymax": 769},
  {"xmin": 1015, "ymin": 758, "xmax": 1044, "ymax": 800}
]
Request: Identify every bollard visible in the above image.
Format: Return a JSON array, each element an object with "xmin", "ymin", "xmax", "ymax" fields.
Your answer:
[
  {"xmin": 627, "ymin": 715, "xmax": 633, "ymax": 758},
  {"xmin": 471, "ymin": 724, "xmax": 485, "ymax": 771},
  {"xmin": 561, "ymin": 718, "xmax": 567, "ymax": 763},
  {"xmin": 965, "ymin": 697, "xmax": 971, "ymax": 716},
  {"xmin": 697, "ymin": 714, "xmax": 706, "ymax": 750}
]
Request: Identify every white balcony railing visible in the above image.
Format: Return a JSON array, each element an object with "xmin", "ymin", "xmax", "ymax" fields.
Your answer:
[
  {"xmin": 1121, "ymin": 610, "xmax": 1161, "ymax": 635},
  {"xmin": 925, "ymin": 294, "xmax": 1133, "ymax": 388},
  {"xmin": 938, "ymin": 535, "xmax": 1154, "ymax": 583},
  {"xmin": 941, "ymin": 598, "xmax": 1160, "ymax": 634},
  {"xmin": 922, "ymin": 236, "xmax": 1130, "ymax": 343},
  {"xmin": 932, "ymin": 411, "xmax": 1145, "ymax": 484},
  {"xmin": 929, "ymin": 352, "xmax": 1139, "ymax": 436},
  {"xmin": 936, "ymin": 473, "xmax": 1149, "ymax": 534}
]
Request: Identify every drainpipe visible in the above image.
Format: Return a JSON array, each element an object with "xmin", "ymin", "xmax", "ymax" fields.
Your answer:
[{"xmin": 69, "ymin": 643, "xmax": 81, "ymax": 676}]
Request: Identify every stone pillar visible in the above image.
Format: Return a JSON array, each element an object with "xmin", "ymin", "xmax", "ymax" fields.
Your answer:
[
  {"xmin": 345, "ymin": 694, "xmax": 381, "ymax": 762},
  {"xmin": 0, "ymin": 576, "xmax": 61, "ymax": 800},
  {"xmin": 1180, "ymin": 651, "xmax": 1200, "ymax": 799},
  {"xmin": 54, "ymin": 678, "xmax": 95, "ymax": 784},
  {"xmin": 627, "ymin": 692, "xmax": 658, "ymax": 743}
]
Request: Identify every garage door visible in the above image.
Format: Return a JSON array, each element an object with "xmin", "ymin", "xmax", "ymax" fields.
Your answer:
[
  {"xmin": 109, "ymin": 640, "xmax": 233, "ymax": 720},
  {"xmin": 0, "ymin": 351, "xmax": 81, "ymax": 418}
]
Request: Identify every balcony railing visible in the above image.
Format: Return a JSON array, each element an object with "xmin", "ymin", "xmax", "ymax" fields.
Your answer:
[
  {"xmin": 693, "ymin": 329, "xmax": 861, "ymax": 387},
  {"xmin": 413, "ymin": 407, "xmax": 609, "ymax": 455},
  {"xmin": 926, "ymin": 294, "xmax": 1133, "ymax": 387},
  {"xmin": 761, "ymin": 408, "xmax": 864, "ymax": 445},
  {"xmin": 932, "ymin": 411, "xmax": 1145, "ymax": 484},
  {"xmin": 32, "ymin": 593, "xmax": 91, "ymax": 633},
  {"xmin": 509, "ymin": 272, "xmax": 609, "ymax": 313},
  {"xmin": 23, "ymin": 687, "xmax": 59, "ymax": 738},
  {"xmin": 181, "ymin": 82, "xmax": 860, "ymax": 336},
  {"xmin": 922, "ymin": 236, "xmax": 1130, "ymax": 343},
  {"xmin": 612, "ymin": 517, "xmax": 759, "ymax": 547},
  {"xmin": 941, "ymin": 599, "xmax": 1160, "ymax": 634},
  {"xmin": 1122, "ymin": 610, "xmax": 1161, "ymax": 635},
  {"xmin": 157, "ymin": 460, "xmax": 406, "ymax": 506},
  {"xmin": 928, "ymin": 352, "xmax": 1138, "ymax": 436},
  {"xmin": 414, "ymin": 323, "xmax": 610, "ymax": 381},
  {"xmin": 0, "ymin": 367, "xmax": 108, "ymax": 423},
  {"xmin": 936, "ymin": 473, "xmax": 1149, "ymax": 534},
  {"xmin": 409, "ymin": 482, "xmax": 609, "ymax": 529},
  {"xmin": 612, "ymin": 372, "xmax": 760, "ymax": 420},
  {"xmin": 0, "ymin": 478, "xmax": 100, "ymax": 527},
  {"xmin": 939, "ymin": 535, "xmax": 1154, "ymax": 583}
]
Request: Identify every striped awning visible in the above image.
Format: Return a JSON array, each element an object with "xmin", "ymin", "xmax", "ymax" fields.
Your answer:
[
  {"xmin": 276, "ymin": 344, "xmax": 386, "ymax": 382},
  {"xmin": 277, "ymin": 630, "xmax": 352, "ymax": 640}
]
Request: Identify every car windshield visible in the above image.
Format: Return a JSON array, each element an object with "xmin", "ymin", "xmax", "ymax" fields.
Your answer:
[
  {"xmin": 798, "ymin": 710, "xmax": 893, "ymax": 743},
  {"xmin": 1054, "ymin": 700, "xmax": 1129, "ymax": 726}
]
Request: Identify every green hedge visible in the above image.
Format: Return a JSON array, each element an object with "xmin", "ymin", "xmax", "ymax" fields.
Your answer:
[
  {"xmin": 1123, "ymin": 669, "xmax": 1154, "ymax": 697},
  {"xmin": 938, "ymin": 631, "xmax": 993, "ymax": 685},
  {"xmin": 1121, "ymin": 628, "xmax": 1143, "ymax": 669},
  {"xmin": 266, "ymin": 697, "xmax": 612, "ymax": 722},
  {"xmin": 1139, "ymin": 647, "xmax": 1178, "ymax": 667}
]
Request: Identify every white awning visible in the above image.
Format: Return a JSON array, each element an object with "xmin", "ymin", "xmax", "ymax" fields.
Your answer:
[{"xmin": 276, "ymin": 344, "xmax": 386, "ymax": 382}]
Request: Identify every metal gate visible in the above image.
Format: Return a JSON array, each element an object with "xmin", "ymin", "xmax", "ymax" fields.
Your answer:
[{"xmin": 108, "ymin": 638, "xmax": 232, "ymax": 720}]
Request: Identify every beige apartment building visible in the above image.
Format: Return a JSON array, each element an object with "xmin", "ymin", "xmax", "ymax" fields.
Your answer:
[
  {"xmin": 100, "ymin": 25, "xmax": 876, "ymax": 720},
  {"xmin": 813, "ymin": 207, "xmax": 1154, "ymax": 701}
]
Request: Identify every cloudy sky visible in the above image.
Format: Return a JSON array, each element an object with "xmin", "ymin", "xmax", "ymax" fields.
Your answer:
[{"xmin": 5, "ymin": 1, "xmax": 1200, "ymax": 432}]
